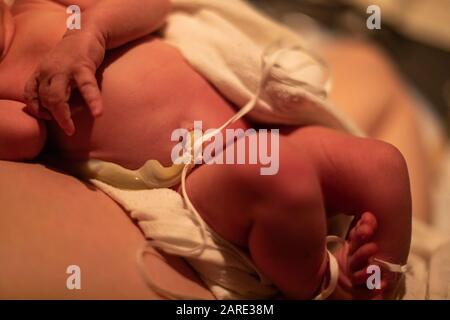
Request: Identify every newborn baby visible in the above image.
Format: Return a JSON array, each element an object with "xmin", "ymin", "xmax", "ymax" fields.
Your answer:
[{"xmin": 0, "ymin": 0, "xmax": 411, "ymax": 299}]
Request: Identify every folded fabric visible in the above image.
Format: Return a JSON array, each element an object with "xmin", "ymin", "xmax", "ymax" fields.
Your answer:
[
  {"xmin": 90, "ymin": 180, "xmax": 278, "ymax": 299},
  {"xmin": 163, "ymin": 0, "xmax": 363, "ymax": 136},
  {"xmin": 403, "ymin": 219, "xmax": 450, "ymax": 300}
]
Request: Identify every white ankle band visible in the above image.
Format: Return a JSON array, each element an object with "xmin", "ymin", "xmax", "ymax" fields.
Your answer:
[
  {"xmin": 313, "ymin": 250, "xmax": 339, "ymax": 300},
  {"xmin": 373, "ymin": 258, "xmax": 408, "ymax": 273}
]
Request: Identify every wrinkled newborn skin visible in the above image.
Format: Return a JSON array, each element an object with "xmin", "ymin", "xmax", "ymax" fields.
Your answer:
[{"xmin": 0, "ymin": 0, "xmax": 411, "ymax": 300}]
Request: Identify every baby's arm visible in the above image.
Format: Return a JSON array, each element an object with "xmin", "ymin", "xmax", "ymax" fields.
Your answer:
[
  {"xmin": 24, "ymin": 0, "xmax": 171, "ymax": 136},
  {"xmin": 56, "ymin": 0, "xmax": 171, "ymax": 49}
]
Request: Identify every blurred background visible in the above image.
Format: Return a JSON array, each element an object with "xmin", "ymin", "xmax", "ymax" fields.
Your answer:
[
  {"xmin": 250, "ymin": 0, "xmax": 450, "ymax": 135},
  {"xmin": 249, "ymin": 0, "xmax": 450, "ymax": 232}
]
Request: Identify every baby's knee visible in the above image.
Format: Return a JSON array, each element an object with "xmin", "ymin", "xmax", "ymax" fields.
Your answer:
[
  {"xmin": 0, "ymin": 115, "xmax": 47, "ymax": 161},
  {"xmin": 364, "ymin": 139, "xmax": 412, "ymax": 216},
  {"xmin": 369, "ymin": 140, "xmax": 410, "ymax": 186}
]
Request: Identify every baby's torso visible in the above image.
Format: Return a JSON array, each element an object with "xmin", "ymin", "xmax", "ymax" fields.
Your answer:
[
  {"xmin": 48, "ymin": 37, "xmax": 246, "ymax": 169},
  {"xmin": 0, "ymin": 0, "xmax": 246, "ymax": 169}
]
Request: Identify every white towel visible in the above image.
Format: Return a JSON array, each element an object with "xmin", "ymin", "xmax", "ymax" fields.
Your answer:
[
  {"xmin": 162, "ymin": 0, "xmax": 363, "ymax": 136},
  {"xmin": 91, "ymin": 180, "xmax": 278, "ymax": 299}
]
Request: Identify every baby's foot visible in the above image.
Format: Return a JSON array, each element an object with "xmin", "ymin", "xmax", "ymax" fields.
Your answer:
[{"xmin": 333, "ymin": 212, "xmax": 381, "ymax": 299}]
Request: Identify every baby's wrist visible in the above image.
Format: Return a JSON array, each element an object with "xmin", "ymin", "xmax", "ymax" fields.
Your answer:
[
  {"xmin": 63, "ymin": 24, "xmax": 106, "ymax": 49},
  {"xmin": 62, "ymin": 27, "xmax": 106, "ymax": 67}
]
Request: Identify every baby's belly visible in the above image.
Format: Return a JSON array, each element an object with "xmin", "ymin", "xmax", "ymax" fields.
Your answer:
[{"xmin": 48, "ymin": 37, "xmax": 245, "ymax": 169}]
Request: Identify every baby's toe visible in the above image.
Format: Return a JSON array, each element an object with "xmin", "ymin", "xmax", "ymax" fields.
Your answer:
[
  {"xmin": 360, "ymin": 212, "xmax": 377, "ymax": 232},
  {"xmin": 349, "ymin": 242, "xmax": 378, "ymax": 273},
  {"xmin": 351, "ymin": 278, "xmax": 387, "ymax": 299},
  {"xmin": 349, "ymin": 212, "xmax": 377, "ymax": 254}
]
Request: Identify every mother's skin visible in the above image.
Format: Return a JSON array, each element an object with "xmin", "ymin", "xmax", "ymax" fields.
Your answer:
[{"xmin": 0, "ymin": 160, "xmax": 214, "ymax": 299}]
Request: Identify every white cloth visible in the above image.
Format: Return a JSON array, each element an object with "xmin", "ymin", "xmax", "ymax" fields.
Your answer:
[
  {"xmin": 403, "ymin": 219, "xmax": 450, "ymax": 300},
  {"xmin": 162, "ymin": 0, "xmax": 363, "ymax": 136},
  {"xmin": 91, "ymin": 180, "xmax": 278, "ymax": 299}
]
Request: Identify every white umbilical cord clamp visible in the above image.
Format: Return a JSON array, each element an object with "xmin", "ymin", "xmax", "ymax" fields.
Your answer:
[
  {"xmin": 373, "ymin": 258, "xmax": 408, "ymax": 273},
  {"xmin": 313, "ymin": 236, "xmax": 344, "ymax": 300}
]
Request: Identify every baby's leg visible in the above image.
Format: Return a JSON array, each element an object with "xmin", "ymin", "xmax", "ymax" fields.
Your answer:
[
  {"xmin": 287, "ymin": 126, "xmax": 412, "ymax": 298},
  {"xmin": 185, "ymin": 132, "xmax": 329, "ymax": 299},
  {"xmin": 0, "ymin": 100, "xmax": 46, "ymax": 161}
]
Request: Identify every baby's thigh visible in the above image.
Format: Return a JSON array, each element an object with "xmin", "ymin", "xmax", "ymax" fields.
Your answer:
[
  {"xmin": 0, "ymin": 100, "xmax": 46, "ymax": 160},
  {"xmin": 285, "ymin": 126, "xmax": 410, "ymax": 216},
  {"xmin": 185, "ymin": 132, "xmax": 325, "ymax": 247}
]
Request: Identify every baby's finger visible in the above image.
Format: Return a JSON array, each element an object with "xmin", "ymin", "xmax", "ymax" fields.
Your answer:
[
  {"xmin": 37, "ymin": 75, "xmax": 74, "ymax": 135},
  {"xmin": 51, "ymin": 101, "xmax": 75, "ymax": 136},
  {"xmin": 23, "ymin": 73, "xmax": 51, "ymax": 120},
  {"xmin": 74, "ymin": 67, "xmax": 102, "ymax": 117},
  {"xmin": 39, "ymin": 73, "xmax": 71, "ymax": 112}
]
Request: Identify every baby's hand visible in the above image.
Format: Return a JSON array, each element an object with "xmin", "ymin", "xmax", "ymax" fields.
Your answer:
[{"xmin": 24, "ymin": 31, "xmax": 106, "ymax": 136}]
